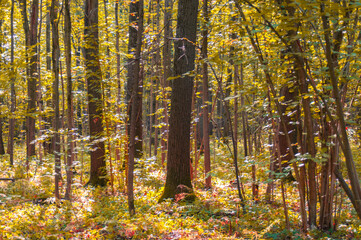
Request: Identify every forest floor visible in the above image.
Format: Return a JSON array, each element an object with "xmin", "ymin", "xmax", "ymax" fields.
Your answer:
[{"xmin": 0, "ymin": 144, "xmax": 360, "ymax": 239}]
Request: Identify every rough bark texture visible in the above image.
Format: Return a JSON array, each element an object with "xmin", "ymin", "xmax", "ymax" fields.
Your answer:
[
  {"xmin": 159, "ymin": 0, "xmax": 199, "ymax": 202},
  {"xmin": 84, "ymin": 0, "xmax": 107, "ymax": 187}
]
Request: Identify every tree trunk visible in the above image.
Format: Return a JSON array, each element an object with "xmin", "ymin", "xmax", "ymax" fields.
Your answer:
[
  {"xmin": 64, "ymin": 0, "xmax": 73, "ymax": 200},
  {"xmin": 28, "ymin": 0, "xmax": 39, "ymax": 160},
  {"xmin": 115, "ymin": 0, "xmax": 121, "ymax": 170},
  {"xmin": 0, "ymin": 116, "xmax": 5, "ymax": 155},
  {"xmin": 19, "ymin": 0, "xmax": 39, "ymax": 162},
  {"xmin": 159, "ymin": 0, "xmax": 199, "ymax": 202},
  {"xmin": 84, "ymin": 0, "xmax": 107, "ymax": 186},
  {"xmin": 127, "ymin": 0, "xmax": 144, "ymax": 215},
  {"xmin": 126, "ymin": 0, "xmax": 144, "ymax": 159},
  {"xmin": 50, "ymin": 0, "xmax": 61, "ymax": 200},
  {"xmin": 202, "ymin": 0, "xmax": 211, "ymax": 189},
  {"xmin": 161, "ymin": 0, "xmax": 173, "ymax": 166},
  {"xmin": 8, "ymin": 0, "xmax": 16, "ymax": 165},
  {"xmin": 43, "ymin": 2, "xmax": 52, "ymax": 155}
]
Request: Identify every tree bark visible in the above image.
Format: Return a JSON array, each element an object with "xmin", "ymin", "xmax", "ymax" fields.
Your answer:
[
  {"xmin": 202, "ymin": 0, "xmax": 211, "ymax": 189},
  {"xmin": 8, "ymin": 0, "xmax": 16, "ymax": 165},
  {"xmin": 50, "ymin": 0, "xmax": 61, "ymax": 200},
  {"xmin": 28, "ymin": 0, "xmax": 39, "ymax": 160},
  {"xmin": 161, "ymin": 0, "xmax": 173, "ymax": 166},
  {"xmin": 64, "ymin": 0, "xmax": 73, "ymax": 200},
  {"xmin": 115, "ymin": 0, "xmax": 121, "ymax": 170},
  {"xmin": 126, "ymin": 0, "xmax": 144, "ymax": 159},
  {"xmin": 84, "ymin": 0, "xmax": 107, "ymax": 186},
  {"xmin": 19, "ymin": 0, "xmax": 39, "ymax": 162},
  {"xmin": 127, "ymin": 0, "xmax": 144, "ymax": 215},
  {"xmin": 159, "ymin": 0, "xmax": 199, "ymax": 202}
]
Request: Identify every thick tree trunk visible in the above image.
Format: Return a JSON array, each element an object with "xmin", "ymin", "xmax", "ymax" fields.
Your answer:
[
  {"xmin": 84, "ymin": 0, "xmax": 107, "ymax": 186},
  {"xmin": 159, "ymin": 0, "xmax": 199, "ymax": 202}
]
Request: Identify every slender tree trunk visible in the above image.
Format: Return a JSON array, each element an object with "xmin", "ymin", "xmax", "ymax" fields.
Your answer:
[
  {"xmin": 202, "ymin": 0, "xmax": 211, "ymax": 189},
  {"xmin": 37, "ymin": 0, "xmax": 44, "ymax": 164},
  {"xmin": 235, "ymin": 2, "xmax": 307, "ymax": 229},
  {"xmin": 297, "ymin": 53, "xmax": 317, "ymax": 228},
  {"xmin": 0, "ymin": 115, "xmax": 5, "ymax": 155},
  {"xmin": 321, "ymin": 1, "xmax": 361, "ymax": 219},
  {"xmin": 102, "ymin": 0, "xmax": 115, "ymax": 195},
  {"xmin": 149, "ymin": 79, "xmax": 153, "ymax": 157},
  {"xmin": 64, "ymin": 0, "xmax": 73, "ymax": 200},
  {"xmin": 50, "ymin": 0, "xmax": 61, "ymax": 200},
  {"xmin": 265, "ymin": 91, "xmax": 274, "ymax": 202},
  {"xmin": 115, "ymin": 0, "xmax": 121, "ymax": 171},
  {"xmin": 127, "ymin": 0, "xmax": 144, "ymax": 215},
  {"xmin": 43, "ymin": 2, "xmax": 52, "ymax": 155},
  {"xmin": 19, "ymin": 0, "xmax": 39, "ymax": 163},
  {"xmin": 126, "ymin": 0, "xmax": 144, "ymax": 160},
  {"xmin": 282, "ymin": 0, "xmax": 318, "ymax": 225},
  {"xmin": 191, "ymin": 79, "xmax": 198, "ymax": 181},
  {"xmin": 275, "ymin": 124, "xmax": 290, "ymax": 230},
  {"xmin": 161, "ymin": 0, "xmax": 173, "ymax": 167},
  {"xmin": 60, "ymin": 62, "xmax": 66, "ymax": 166},
  {"xmin": 28, "ymin": 0, "xmax": 39, "ymax": 160},
  {"xmin": 8, "ymin": 0, "xmax": 16, "ymax": 165}
]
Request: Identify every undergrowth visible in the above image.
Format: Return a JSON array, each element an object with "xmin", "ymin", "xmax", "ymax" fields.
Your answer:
[{"xmin": 0, "ymin": 142, "xmax": 359, "ymax": 239}]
